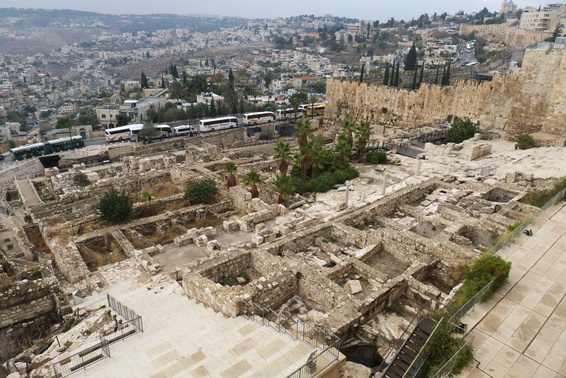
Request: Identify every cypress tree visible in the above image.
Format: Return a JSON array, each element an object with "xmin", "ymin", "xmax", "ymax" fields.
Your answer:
[
  {"xmin": 441, "ymin": 66, "xmax": 447, "ymax": 87},
  {"xmin": 360, "ymin": 63, "xmax": 365, "ymax": 83},
  {"xmin": 383, "ymin": 63, "xmax": 390, "ymax": 86},
  {"xmin": 393, "ymin": 62, "xmax": 400, "ymax": 87},
  {"xmin": 418, "ymin": 63, "xmax": 425, "ymax": 88},
  {"xmin": 389, "ymin": 62, "xmax": 395, "ymax": 86},
  {"xmin": 404, "ymin": 42, "xmax": 417, "ymax": 70},
  {"xmin": 445, "ymin": 61, "xmax": 451, "ymax": 86},
  {"xmin": 141, "ymin": 72, "xmax": 149, "ymax": 89},
  {"xmin": 435, "ymin": 66, "xmax": 440, "ymax": 85},
  {"xmin": 209, "ymin": 100, "xmax": 216, "ymax": 117},
  {"xmin": 411, "ymin": 64, "xmax": 418, "ymax": 89}
]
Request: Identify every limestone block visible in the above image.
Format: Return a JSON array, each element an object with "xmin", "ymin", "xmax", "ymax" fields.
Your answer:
[
  {"xmin": 263, "ymin": 233, "xmax": 276, "ymax": 243},
  {"xmin": 345, "ymin": 280, "xmax": 363, "ymax": 295},
  {"xmin": 195, "ymin": 235, "xmax": 208, "ymax": 246},
  {"xmin": 223, "ymin": 220, "xmax": 240, "ymax": 232},
  {"xmin": 505, "ymin": 172, "xmax": 516, "ymax": 183},
  {"xmin": 206, "ymin": 240, "xmax": 222, "ymax": 252},
  {"xmin": 296, "ymin": 217, "xmax": 315, "ymax": 230},
  {"xmin": 251, "ymin": 234, "xmax": 264, "ymax": 247},
  {"xmin": 244, "ymin": 192, "xmax": 252, "ymax": 200},
  {"xmin": 255, "ymin": 223, "xmax": 266, "ymax": 233}
]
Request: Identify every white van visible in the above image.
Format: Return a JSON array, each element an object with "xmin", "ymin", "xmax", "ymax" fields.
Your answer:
[{"xmin": 173, "ymin": 125, "xmax": 199, "ymax": 137}]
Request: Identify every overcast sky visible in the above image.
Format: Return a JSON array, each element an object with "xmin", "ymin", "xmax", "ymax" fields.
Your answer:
[{"xmin": 3, "ymin": 0, "xmax": 533, "ymax": 20}]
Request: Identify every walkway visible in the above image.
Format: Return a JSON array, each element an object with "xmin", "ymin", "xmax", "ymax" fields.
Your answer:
[
  {"xmin": 15, "ymin": 178, "xmax": 42, "ymax": 207},
  {"xmin": 73, "ymin": 280, "xmax": 317, "ymax": 378},
  {"xmin": 458, "ymin": 203, "xmax": 566, "ymax": 377}
]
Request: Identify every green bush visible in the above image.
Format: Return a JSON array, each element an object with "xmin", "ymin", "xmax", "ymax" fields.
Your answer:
[
  {"xmin": 367, "ymin": 151, "xmax": 387, "ymax": 164},
  {"xmin": 456, "ymin": 254, "xmax": 511, "ymax": 308},
  {"xmin": 515, "ymin": 134, "xmax": 534, "ymax": 150},
  {"xmin": 97, "ymin": 187, "xmax": 133, "ymax": 224},
  {"xmin": 332, "ymin": 170, "xmax": 349, "ymax": 184},
  {"xmin": 343, "ymin": 165, "xmax": 360, "ymax": 180},
  {"xmin": 421, "ymin": 325, "xmax": 474, "ymax": 377},
  {"xmin": 184, "ymin": 178, "xmax": 218, "ymax": 204},
  {"xmin": 446, "ymin": 118, "xmax": 480, "ymax": 143},
  {"xmin": 309, "ymin": 172, "xmax": 336, "ymax": 193}
]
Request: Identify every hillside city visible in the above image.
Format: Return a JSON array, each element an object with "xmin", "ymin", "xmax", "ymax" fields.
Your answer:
[{"xmin": 0, "ymin": 1, "xmax": 565, "ymax": 378}]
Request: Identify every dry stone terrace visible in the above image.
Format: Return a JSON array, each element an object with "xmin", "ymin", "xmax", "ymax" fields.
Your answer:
[{"xmin": 0, "ymin": 125, "xmax": 564, "ymax": 377}]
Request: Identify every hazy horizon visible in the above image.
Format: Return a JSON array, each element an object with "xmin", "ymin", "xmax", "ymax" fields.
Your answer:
[{"xmin": 2, "ymin": 0, "xmax": 531, "ymax": 21}]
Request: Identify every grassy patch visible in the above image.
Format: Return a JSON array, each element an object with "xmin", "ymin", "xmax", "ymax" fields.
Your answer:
[{"xmin": 521, "ymin": 177, "xmax": 566, "ymax": 208}]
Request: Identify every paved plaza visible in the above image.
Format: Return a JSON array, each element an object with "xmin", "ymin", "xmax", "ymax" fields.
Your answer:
[
  {"xmin": 72, "ymin": 281, "xmax": 317, "ymax": 378},
  {"xmin": 459, "ymin": 202, "xmax": 566, "ymax": 378}
]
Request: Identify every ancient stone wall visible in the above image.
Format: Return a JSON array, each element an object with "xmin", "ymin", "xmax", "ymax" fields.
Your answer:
[
  {"xmin": 0, "ymin": 159, "xmax": 45, "ymax": 188},
  {"xmin": 459, "ymin": 23, "xmax": 549, "ymax": 47},
  {"xmin": 0, "ymin": 278, "xmax": 56, "ymax": 330},
  {"xmin": 325, "ymin": 48, "xmax": 566, "ymax": 143}
]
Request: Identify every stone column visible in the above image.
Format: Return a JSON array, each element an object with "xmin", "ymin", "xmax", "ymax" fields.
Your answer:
[
  {"xmin": 382, "ymin": 173, "xmax": 388, "ymax": 195},
  {"xmin": 415, "ymin": 160, "xmax": 422, "ymax": 176}
]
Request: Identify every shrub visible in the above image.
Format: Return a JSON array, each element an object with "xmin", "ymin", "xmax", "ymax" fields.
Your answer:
[
  {"xmin": 309, "ymin": 172, "xmax": 336, "ymax": 193},
  {"xmin": 367, "ymin": 151, "xmax": 387, "ymax": 164},
  {"xmin": 73, "ymin": 173, "xmax": 90, "ymax": 187},
  {"xmin": 343, "ymin": 165, "xmax": 360, "ymax": 180},
  {"xmin": 422, "ymin": 325, "xmax": 474, "ymax": 377},
  {"xmin": 98, "ymin": 187, "xmax": 133, "ymax": 224},
  {"xmin": 332, "ymin": 170, "xmax": 349, "ymax": 184},
  {"xmin": 515, "ymin": 134, "xmax": 534, "ymax": 150},
  {"xmin": 446, "ymin": 118, "xmax": 480, "ymax": 143},
  {"xmin": 184, "ymin": 178, "xmax": 218, "ymax": 204},
  {"xmin": 456, "ymin": 254, "xmax": 511, "ymax": 308}
]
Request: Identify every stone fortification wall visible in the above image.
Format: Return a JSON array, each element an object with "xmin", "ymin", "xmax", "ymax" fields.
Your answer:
[
  {"xmin": 0, "ymin": 159, "xmax": 45, "ymax": 188},
  {"xmin": 0, "ymin": 278, "xmax": 57, "ymax": 330},
  {"xmin": 325, "ymin": 48, "xmax": 566, "ymax": 143},
  {"xmin": 459, "ymin": 23, "xmax": 549, "ymax": 47}
]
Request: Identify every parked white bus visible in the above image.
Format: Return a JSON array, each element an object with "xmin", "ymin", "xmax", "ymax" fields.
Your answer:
[
  {"xmin": 104, "ymin": 124, "xmax": 143, "ymax": 142},
  {"xmin": 173, "ymin": 125, "xmax": 199, "ymax": 137},
  {"xmin": 199, "ymin": 116, "xmax": 239, "ymax": 133},
  {"xmin": 134, "ymin": 124, "xmax": 172, "ymax": 142},
  {"xmin": 276, "ymin": 108, "xmax": 305, "ymax": 120},
  {"xmin": 243, "ymin": 111, "xmax": 276, "ymax": 125}
]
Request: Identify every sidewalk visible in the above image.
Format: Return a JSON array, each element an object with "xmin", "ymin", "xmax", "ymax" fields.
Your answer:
[{"xmin": 459, "ymin": 202, "xmax": 566, "ymax": 377}]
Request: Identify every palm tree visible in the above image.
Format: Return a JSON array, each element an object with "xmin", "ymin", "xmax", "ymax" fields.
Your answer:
[
  {"xmin": 354, "ymin": 120, "xmax": 373, "ymax": 161},
  {"xmin": 295, "ymin": 119, "xmax": 314, "ymax": 150},
  {"xmin": 140, "ymin": 192, "xmax": 157, "ymax": 217},
  {"xmin": 334, "ymin": 132, "xmax": 352, "ymax": 164},
  {"xmin": 341, "ymin": 119, "xmax": 356, "ymax": 151},
  {"xmin": 224, "ymin": 162, "xmax": 238, "ymax": 188},
  {"xmin": 273, "ymin": 174, "xmax": 295, "ymax": 204},
  {"xmin": 168, "ymin": 80, "xmax": 186, "ymax": 100},
  {"xmin": 274, "ymin": 141, "xmax": 292, "ymax": 175},
  {"xmin": 244, "ymin": 170, "xmax": 263, "ymax": 198},
  {"xmin": 309, "ymin": 136, "xmax": 327, "ymax": 177},
  {"xmin": 289, "ymin": 96, "xmax": 302, "ymax": 121}
]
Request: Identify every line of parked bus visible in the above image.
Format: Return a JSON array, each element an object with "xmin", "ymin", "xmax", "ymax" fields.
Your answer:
[
  {"xmin": 9, "ymin": 136, "xmax": 85, "ymax": 161},
  {"xmin": 104, "ymin": 105, "xmax": 325, "ymax": 142}
]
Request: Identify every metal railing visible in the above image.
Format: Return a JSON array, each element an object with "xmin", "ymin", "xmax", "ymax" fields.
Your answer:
[
  {"xmin": 107, "ymin": 294, "xmax": 143, "ymax": 332},
  {"xmin": 487, "ymin": 187, "xmax": 566, "ymax": 255},
  {"xmin": 431, "ymin": 335, "xmax": 474, "ymax": 378},
  {"xmin": 376, "ymin": 300, "xmax": 433, "ymax": 373},
  {"xmin": 447, "ymin": 277, "xmax": 498, "ymax": 329},
  {"xmin": 287, "ymin": 341, "xmax": 341, "ymax": 378},
  {"xmin": 50, "ymin": 334, "xmax": 110, "ymax": 377},
  {"xmin": 243, "ymin": 301, "xmax": 341, "ymax": 377},
  {"xmin": 403, "ymin": 319, "xmax": 444, "ymax": 378}
]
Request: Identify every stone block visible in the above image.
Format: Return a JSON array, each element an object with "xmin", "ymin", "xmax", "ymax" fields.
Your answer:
[
  {"xmin": 345, "ymin": 280, "xmax": 363, "ymax": 295},
  {"xmin": 195, "ymin": 235, "xmax": 208, "ymax": 246},
  {"xmin": 251, "ymin": 234, "xmax": 264, "ymax": 247}
]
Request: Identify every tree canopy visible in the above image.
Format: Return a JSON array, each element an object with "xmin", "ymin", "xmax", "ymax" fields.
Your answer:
[{"xmin": 98, "ymin": 187, "xmax": 133, "ymax": 224}]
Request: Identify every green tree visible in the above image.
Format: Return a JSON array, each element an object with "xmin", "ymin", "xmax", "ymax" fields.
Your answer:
[
  {"xmin": 294, "ymin": 119, "xmax": 314, "ymax": 150},
  {"xmin": 515, "ymin": 134, "xmax": 535, "ymax": 150},
  {"xmin": 446, "ymin": 118, "xmax": 480, "ymax": 143},
  {"xmin": 224, "ymin": 162, "xmax": 238, "ymax": 188},
  {"xmin": 244, "ymin": 170, "xmax": 263, "ymax": 198},
  {"xmin": 274, "ymin": 141, "xmax": 293, "ymax": 175},
  {"xmin": 404, "ymin": 42, "xmax": 417, "ymax": 70},
  {"xmin": 393, "ymin": 62, "xmax": 400, "ymax": 87},
  {"xmin": 360, "ymin": 63, "xmax": 365, "ymax": 83},
  {"xmin": 273, "ymin": 174, "xmax": 295, "ymax": 204},
  {"xmin": 309, "ymin": 136, "xmax": 327, "ymax": 177},
  {"xmin": 141, "ymin": 72, "xmax": 149, "ymax": 89},
  {"xmin": 98, "ymin": 187, "xmax": 133, "ymax": 224},
  {"xmin": 209, "ymin": 100, "xmax": 217, "ymax": 117},
  {"xmin": 335, "ymin": 132, "xmax": 352, "ymax": 164},
  {"xmin": 313, "ymin": 81, "xmax": 326, "ymax": 93},
  {"xmin": 354, "ymin": 120, "xmax": 373, "ymax": 161},
  {"xmin": 383, "ymin": 63, "xmax": 390, "ymax": 86},
  {"xmin": 341, "ymin": 119, "xmax": 356, "ymax": 151},
  {"xmin": 116, "ymin": 114, "xmax": 130, "ymax": 126},
  {"xmin": 56, "ymin": 117, "xmax": 72, "ymax": 129},
  {"xmin": 184, "ymin": 178, "xmax": 218, "ymax": 204},
  {"xmin": 169, "ymin": 81, "xmax": 186, "ymax": 100},
  {"xmin": 139, "ymin": 192, "xmax": 157, "ymax": 218},
  {"xmin": 289, "ymin": 95, "xmax": 302, "ymax": 121},
  {"xmin": 138, "ymin": 123, "xmax": 160, "ymax": 142}
]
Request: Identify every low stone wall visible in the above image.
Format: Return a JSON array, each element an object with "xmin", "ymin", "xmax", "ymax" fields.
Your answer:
[
  {"xmin": 0, "ymin": 159, "xmax": 45, "ymax": 189},
  {"xmin": 0, "ymin": 278, "xmax": 57, "ymax": 330}
]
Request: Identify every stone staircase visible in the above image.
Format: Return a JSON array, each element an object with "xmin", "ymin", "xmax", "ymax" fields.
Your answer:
[{"xmin": 382, "ymin": 316, "xmax": 438, "ymax": 378}]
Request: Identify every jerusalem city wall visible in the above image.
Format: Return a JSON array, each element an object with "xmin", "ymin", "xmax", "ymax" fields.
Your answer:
[
  {"xmin": 325, "ymin": 48, "xmax": 565, "ymax": 143},
  {"xmin": 459, "ymin": 23, "xmax": 550, "ymax": 47}
]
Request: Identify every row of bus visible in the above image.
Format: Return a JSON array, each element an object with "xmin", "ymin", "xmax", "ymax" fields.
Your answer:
[
  {"xmin": 10, "ymin": 136, "xmax": 85, "ymax": 161},
  {"xmin": 104, "ymin": 105, "xmax": 326, "ymax": 142}
]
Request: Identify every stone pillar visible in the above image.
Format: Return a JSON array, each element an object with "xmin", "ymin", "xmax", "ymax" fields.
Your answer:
[
  {"xmin": 415, "ymin": 160, "xmax": 422, "ymax": 176},
  {"xmin": 344, "ymin": 181, "xmax": 350, "ymax": 205},
  {"xmin": 382, "ymin": 173, "xmax": 388, "ymax": 195}
]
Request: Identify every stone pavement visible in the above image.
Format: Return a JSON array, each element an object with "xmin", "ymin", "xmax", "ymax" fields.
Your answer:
[
  {"xmin": 72, "ymin": 281, "xmax": 318, "ymax": 378},
  {"xmin": 458, "ymin": 202, "xmax": 566, "ymax": 378}
]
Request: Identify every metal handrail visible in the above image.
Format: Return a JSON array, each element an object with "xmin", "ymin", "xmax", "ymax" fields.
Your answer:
[
  {"xmin": 402, "ymin": 318, "xmax": 444, "ymax": 378},
  {"xmin": 432, "ymin": 335, "xmax": 474, "ymax": 378}
]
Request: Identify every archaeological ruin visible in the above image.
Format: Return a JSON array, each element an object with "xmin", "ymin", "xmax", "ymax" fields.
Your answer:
[{"xmin": 1, "ymin": 42, "xmax": 565, "ymax": 378}]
